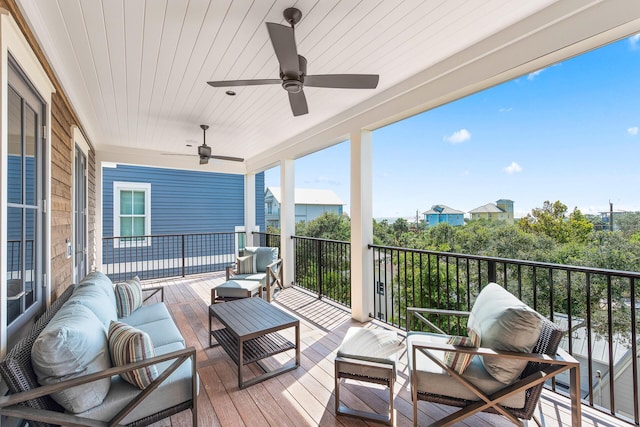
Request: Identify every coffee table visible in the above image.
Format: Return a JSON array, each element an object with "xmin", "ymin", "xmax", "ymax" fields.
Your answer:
[{"xmin": 209, "ymin": 297, "xmax": 300, "ymax": 389}]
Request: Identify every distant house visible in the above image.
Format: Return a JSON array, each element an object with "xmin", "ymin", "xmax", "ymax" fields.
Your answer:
[
  {"xmin": 102, "ymin": 164, "xmax": 265, "ymax": 279},
  {"xmin": 423, "ymin": 204, "xmax": 465, "ymax": 228},
  {"xmin": 265, "ymin": 187, "xmax": 344, "ymax": 228},
  {"xmin": 469, "ymin": 199, "xmax": 515, "ymax": 224}
]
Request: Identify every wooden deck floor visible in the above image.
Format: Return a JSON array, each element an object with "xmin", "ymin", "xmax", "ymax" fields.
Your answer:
[{"xmin": 143, "ymin": 273, "xmax": 630, "ymax": 427}]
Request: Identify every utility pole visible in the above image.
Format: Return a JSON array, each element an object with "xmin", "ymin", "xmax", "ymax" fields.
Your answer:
[{"xmin": 609, "ymin": 201, "xmax": 614, "ymax": 231}]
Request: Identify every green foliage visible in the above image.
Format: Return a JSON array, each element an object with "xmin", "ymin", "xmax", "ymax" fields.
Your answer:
[{"xmin": 295, "ymin": 212, "xmax": 350, "ymax": 240}]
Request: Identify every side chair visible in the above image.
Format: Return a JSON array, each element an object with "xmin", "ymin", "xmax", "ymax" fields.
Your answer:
[{"xmin": 406, "ymin": 283, "xmax": 581, "ymax": 427}]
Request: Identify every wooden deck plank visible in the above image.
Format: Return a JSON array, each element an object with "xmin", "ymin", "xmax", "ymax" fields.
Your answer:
[{"xmin": 144, "ymin": 273, "xmax": 631, "ymax": 427}]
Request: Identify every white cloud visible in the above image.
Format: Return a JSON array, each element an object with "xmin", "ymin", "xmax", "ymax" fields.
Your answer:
[
  {"xmin": 504, "ymin": 161, "xmax": 522, "ymax": 174},
  {"xmin": 630, "ymin": 34, "xmax": 640, "ymax": 49},
  {"xmin": 444, "ymin": 129, "xmax": 471, "ymax": 144},
  {"xmin": 460, "ymin": 170, "xmax": 470, "ymax": 177},
  {"xmin": 527, "ymin": 68, "xmax": 546, "ymax": 81},
  {"xmin": 499, "ymin": 107, "xmax": 512, "ymax": 113},
  {"xmin": 628, "ymin": 126, "xmax": 639, "ymax": 136},
  {"xmin": 312, "ymin": 176, "xmax": 341, "ymax": 186}
]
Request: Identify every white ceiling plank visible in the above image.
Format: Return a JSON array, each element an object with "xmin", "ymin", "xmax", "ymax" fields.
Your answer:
[{"xmin": 123, "ymin": 0, "xmax": 145, "ymax": 145}]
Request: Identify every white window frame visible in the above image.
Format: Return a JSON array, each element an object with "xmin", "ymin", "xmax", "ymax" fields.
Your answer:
[{"xmin": 113, "ymin": 182, "xmax": 151, "ymax": 248}]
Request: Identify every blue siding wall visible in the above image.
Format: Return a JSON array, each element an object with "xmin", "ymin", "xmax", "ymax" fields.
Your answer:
[{"xmin": 103, "ymin": 165, "xmax": 266, "ymax": 236}]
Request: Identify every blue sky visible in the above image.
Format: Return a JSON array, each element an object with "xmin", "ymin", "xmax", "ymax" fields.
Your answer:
[{"xmin": 265, "ymin": 35, "xmax": 640, "ymax": 219}]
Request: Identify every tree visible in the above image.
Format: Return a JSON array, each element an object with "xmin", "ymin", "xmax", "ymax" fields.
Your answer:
[{"xmin": 295, "ymin": 211, "xmax": 350, "ymax": 240}]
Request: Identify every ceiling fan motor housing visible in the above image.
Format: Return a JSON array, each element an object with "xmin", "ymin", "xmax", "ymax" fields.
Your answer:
[
  {"xmin": 280, "ymin": 55, "xmax": 307, "ymax": 93},
  {"xmin": 198, "ymin": 145, "xmax": 211, "ymax": 157}
]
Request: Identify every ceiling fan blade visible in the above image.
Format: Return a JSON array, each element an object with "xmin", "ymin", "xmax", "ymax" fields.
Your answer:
[
  {"xmin": 208, "ymin": 79, "xmax": 281, "ymax": 87},
  {"xmin": 199, "ymin": 156, "xmax": 209, "ymax": 165},
  {"xmin": 288, "ymin": 90, "xmax": 308, "ymax": 116},
  {"xmin": 210, "ymin": 155, "xmax": 245, "ymax": 162},
  {"xmin": 266, "ymin": 22, "xmax": 299, "ymax": 77},
  {"xmin": 161, "ymin": 153, "xmax": 195, "ymax": 156},
  {"xmin": 304, "ymin": 74, "xmax": 379, "ymax": 89}
]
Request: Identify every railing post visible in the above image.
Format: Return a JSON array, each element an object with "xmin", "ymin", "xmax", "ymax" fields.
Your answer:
[
  {"xmin": 317, "ymin": 239, "xmax": 323, "ymax": 299},
  {"xmin": 487, "ymin": 260, "xmax": 496, "ymax": 283},
  {"xmin": 181, "ymin": 235, "xmax": 186, "ymax": 277}
]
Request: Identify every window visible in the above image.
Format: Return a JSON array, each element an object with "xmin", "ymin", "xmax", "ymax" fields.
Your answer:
[
  {"xmin": 113, "ymin": 182, "xmax": 151, "ymax": 247},
  {"xmin": 267, "ymin": 202, "xmax": 273, "ymax": 214}
]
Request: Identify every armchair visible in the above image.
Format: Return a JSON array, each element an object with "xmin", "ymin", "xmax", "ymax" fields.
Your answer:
[
  {"xmin": 226, "ymin": 246, "xmax": 283, "ymax": 302},
  {"xmin": 407, "ymin": 283, "xmax": 581, "ymax": 427}
]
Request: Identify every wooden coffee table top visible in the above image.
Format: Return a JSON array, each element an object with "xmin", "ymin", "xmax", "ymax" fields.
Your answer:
[{"xmin": 209, "ymin": 297, "xmax": 298, "ymax": 339}]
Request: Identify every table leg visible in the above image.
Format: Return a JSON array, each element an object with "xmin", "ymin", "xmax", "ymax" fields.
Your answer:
[
  {"xmin": 295, "ymin": 323, "xmax": 300, "ymax": 367},
  {"xmin": 238, "ymin": 337, "xmax": 244, "ymax": 389}
]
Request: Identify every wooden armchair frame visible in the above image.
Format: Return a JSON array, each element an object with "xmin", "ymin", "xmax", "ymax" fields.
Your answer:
[
  {"xmin": 407, "ymin": 307, "xmax": 581, "ymax": 427},
  {"xmin": 226, "ymin": 258, "xmax": 284, "ymax": 302}
]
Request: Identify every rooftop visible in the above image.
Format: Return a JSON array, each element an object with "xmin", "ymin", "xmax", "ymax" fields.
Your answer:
[{"xmin": 267, "ymin": 187, "xmax": 344, "ymax": 206}]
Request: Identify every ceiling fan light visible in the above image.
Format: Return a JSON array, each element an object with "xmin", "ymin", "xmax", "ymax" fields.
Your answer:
[
  {"xmin": 198, "ymin": 145, "xmax": 211, "ymax": 157},
  {"xmin": 199, "ymin": 156, "xmax": 209, "ymax": 165},
  {"xmin": 282, "ymin": 79, "xmax": 302, "ymax": 93}
]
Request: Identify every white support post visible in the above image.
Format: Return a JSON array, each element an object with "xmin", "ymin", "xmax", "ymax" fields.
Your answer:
[
  {"xmin": 350, "ymin": 130, "xmax": 373, "ymax": 322},
  {"xmin": 280, "ymin": 160, "xmax": 295, "ymax": 287},
  {"xmin": 94, "ymin": 155, "xmax": 104, "ymax": 272},
  {"xmin": 244, "ymin": 173, "xmax": 257, "ymax": 244}
]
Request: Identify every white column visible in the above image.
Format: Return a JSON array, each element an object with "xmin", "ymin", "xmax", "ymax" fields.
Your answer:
[
  {"xmin": 244, "ymin": 173, "xmax": 257, "ymax": 244},
  {"xmin": 94, "ymin": 155, "xmax": 104, "ymax": 272},
  {"xmin": 350, "ymin": 130, "xmax": 373, "ymax": 322},
  {"xmin": 280, "ymin": 160, "xmax": 295, "ymax": 286}
]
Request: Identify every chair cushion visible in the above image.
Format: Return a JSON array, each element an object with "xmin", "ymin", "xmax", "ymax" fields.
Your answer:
[
  {"xmin": 444, "ymin": 327, "xmax": 480, "ymax": 374},
  {"xmin": 468, "ymin": 283, "xmax": 542, "ymax": 384},
  {"xmin": 245, "ymin": 246, "xmax": 278, "ymax": 272},
  {"xmin": 338, "ymin": 327, "xmax": 403, "ymax": 365},
  {"xmin": 237, "ymin": 255, "xmax": 256, "ymax": 274},
  {"xmin": 31, "ymin": 301, "xmax": 111, "ymax": 413},
  {"xmin": 215, "ymin": 279, "xmax": 263, "ymax": 299},
  {"xmin": 407, "ymin": 332, "xmax": 526, "ymax": 408},
  {"xmin": 228, "ymin": 272, "xmax": 267, "ymax": 284},
  {"xmin": 108, "ymin": 321, "xmax": 158, "ymax": 390},
  {"xmin": 114, "ymin": 276, "xmax": 143, "ymax": 318}
]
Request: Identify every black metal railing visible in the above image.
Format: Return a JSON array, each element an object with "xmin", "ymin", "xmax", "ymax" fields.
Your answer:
[
  {"xmin": 251, "ymin": 232, "xmax": 281, "ymax": 251},
  {"xmin": 102, "ymin": 232, "xmax": 243, "ymax": 282},
  {"xmin": 370, "ymin": 243, "xmax": 640, "ymax": 424},
  {"xmin": 292, "ymin": 235, "xmax": 351, "ymax": 306}
]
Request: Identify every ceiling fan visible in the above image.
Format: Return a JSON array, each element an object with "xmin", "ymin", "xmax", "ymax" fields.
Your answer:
[
  {"xmin": 166, "ymin": 125, "xmax": 244, "ymax": 164},
  {"xmin": 207, "ymin": 7, "xmax": 379, "ymax": 117}
]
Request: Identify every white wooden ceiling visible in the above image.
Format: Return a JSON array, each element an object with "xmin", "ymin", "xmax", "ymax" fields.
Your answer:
[{"xmin": 15, "ymin": 0, "xmax": 640, "ymax": 174}]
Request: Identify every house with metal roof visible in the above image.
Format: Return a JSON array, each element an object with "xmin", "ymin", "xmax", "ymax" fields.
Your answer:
[
  {"xmin": 265, "ymin": 187, "xmax": 344, "ymax": 228},
  {"xmin": 423, "ymin": 205, "xmax": 465, "ymax": 228},
  {"xmin": 469, "ymin": 199, "xmax": 515, "ymax": 224}
]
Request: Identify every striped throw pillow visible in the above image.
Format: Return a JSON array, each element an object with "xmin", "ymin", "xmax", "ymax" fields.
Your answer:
[
  {"xmin": 108, "ymin": 321, "xmax": 158, "ymax": 389},
  {"xmin": 114, "ymin": 276, "xmax": 143, "ymax": 318},
  {"xmin": 237, "ymin": 255, "xmax": 256, "ymax": 274},
  {"xmin": 444, "ymin": 327, "xmax": 480, "ymax": 374}
]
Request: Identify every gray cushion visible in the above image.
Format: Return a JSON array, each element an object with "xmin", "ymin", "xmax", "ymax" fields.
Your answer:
[
  {"xmin": 120, "ymin": 303, "xmax": 184, "ymax": 347},
  {"xmin": 75, "ymin": 342, "xmax": 198, "ymax": 425},
  {"xmin": 244, "ymin": 246, "xmax": 278, "ymax": 272},
  {"xmin": 215, "ymin": 279, "xmax": 262, "ymax": 299},
  {"xmin": 229, "ymin": 272, "xmax": 267, "ymax": 284},
  {"xmin": 74, "ymin": 271, "xmax": 117, "ymax": 309},
  {"xmin": 68, "ymin": 284, "xmax": 117, "ymax": 328},
  {"xmin": 468, "ymin": 283, "xmax": 542, "ymax": 384},
  {"xmin": 407, "ymin": 332, "xmax": 526, "ymax": 409},
  {"xmin": 337, "ymin": 327, "xmax": 403, "ymax": 366},
  {"xmin": 31, "ymin": 301, "xmax": 111, "ymax": 413}
]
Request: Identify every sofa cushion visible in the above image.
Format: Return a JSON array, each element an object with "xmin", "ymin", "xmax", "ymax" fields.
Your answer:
[
  {"xmin": 114, "ymin": 276, "xmax": 143, "ymax": 318},
  {"xmin": 120, "ymin": 302, "xmax": 184, "ymax": 347},
  {"xmin": 245, "ymin": 246, "xmax": 278, "ymax": 272},
  {"xmin": 31, "ymin": 301, "xmax": 111, "ymax": 413},
  {"xmin": 108, "ymin": 321, "xmax": 158, "ymax": 389},
  {"xmin": 468, "ymin": 283, "xmax": 542, "ymax": 384},
  {"xmin": 75, "ymin": 341, "xmax": 197, "ymax": 424},
  {"xmin": 74, "ymin": 270, "xmax": 117, "ymax": 309},
  {"xmin": 444, "ymin": 327, "xmax": 480, "ymax": 374},
  {"xmin": 68, "ymin": 284, "xmax": 117, "ymax": 328},
  {"xmin": 237, "ymin": 255, "xmax": 256, "ymax": 274},
  {"xmin": 407, "ymin": 332, "xmax": 526, "ymax": 409}
]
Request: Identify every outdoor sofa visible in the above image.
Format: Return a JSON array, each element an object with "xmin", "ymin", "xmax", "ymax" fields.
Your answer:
[{"xmin": 0, "ymin": 271, "xmax": 198, "ymax": 426}]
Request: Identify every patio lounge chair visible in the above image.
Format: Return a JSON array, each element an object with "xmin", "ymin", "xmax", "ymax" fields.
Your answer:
[
  {"xmin": 407, "ymin": 283, "xmax": 581, "ymax": 426},
  {"xmin": 225, "ymin": 246, "xmax": 283, "ymax": 302}
]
